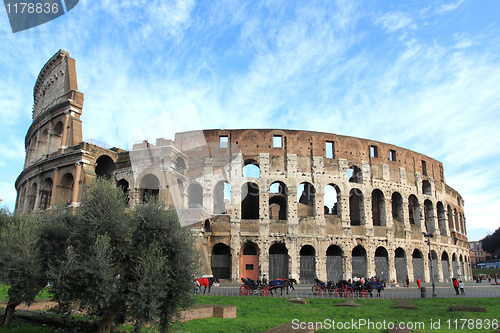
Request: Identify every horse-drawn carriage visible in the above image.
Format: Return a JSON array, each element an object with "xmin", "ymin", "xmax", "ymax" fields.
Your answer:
[
  {"xmin": 239, "ymin": 277, "xmax": 270, "ymax": 296},
  {"xmin": 311, "ymin": 278, "xmax": 336, "ymax": 296},
  {"xmin": 239, "ymin": 277, "xmax": 297, "ymax": 296}
]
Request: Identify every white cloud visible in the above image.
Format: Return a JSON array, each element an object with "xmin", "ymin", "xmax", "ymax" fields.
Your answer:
[
  {"xmin": 375, "ymin": 11, "xmax": 416, "ymax": 33},
  {"xmin": 435, "ymin": 0, "xmax": 464, "ymax": 15}
]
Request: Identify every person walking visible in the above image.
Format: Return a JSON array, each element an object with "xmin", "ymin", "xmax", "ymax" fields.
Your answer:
[
  {"xmin": 459, "ymin": 280, "xmax": 465, "ymax": 295},
  {"xmin": 405, "ymin": 275, "xmax": 410, "ymax": 288},
  {"xmin": 453, "ymin": 277, "xmax": 459, "ymax": 295},
  {"xmin": 417, "ymin": 277, "xmax": 421, "ymax": 289}
]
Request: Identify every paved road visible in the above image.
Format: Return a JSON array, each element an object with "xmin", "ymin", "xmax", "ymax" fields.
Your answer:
[{"xmin": 201, "ymin": 281, "xmax": 500, "ymax": 298}]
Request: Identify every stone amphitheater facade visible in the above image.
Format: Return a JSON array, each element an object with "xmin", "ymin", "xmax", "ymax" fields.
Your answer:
[{"xmin": 16, "ymin": 50, "xmax": 470, "ymax": 285}]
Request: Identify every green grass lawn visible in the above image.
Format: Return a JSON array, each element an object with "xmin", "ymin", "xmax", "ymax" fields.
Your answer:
[{"xmin": 171, "ymin": 296, "xmax": 500, "ymax": 333}]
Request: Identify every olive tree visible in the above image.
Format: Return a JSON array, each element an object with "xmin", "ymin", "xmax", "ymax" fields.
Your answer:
[
  {"xmin": 49, "ymin": 178, "xmax": 199, "ymax": 333},
  {"xmin": 0, "ymin": 209, "xmax": 45, "ymax": 328},
  {"xmin": 129, "ymin": 199, "xmax": 199, "ymax": 332}
]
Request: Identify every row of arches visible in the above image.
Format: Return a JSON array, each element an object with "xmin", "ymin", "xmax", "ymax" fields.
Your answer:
[
  {"xmin": 133, "ymin": 174, "xmax": 465, "ymax": 234},
  {"xmin": 18, "ymin": 172, "xmax": 75, "ymax": 213},
  {"xmin": 18, "ymin": 155, "xmax": 117, "ymax": 213},
  {"xmin": 211, "ymin": 242, "xmax": 470, "ymax": 283},
  {"xmin": 26, "ymin": 120, "xmax": 65, "ymax": 165}
]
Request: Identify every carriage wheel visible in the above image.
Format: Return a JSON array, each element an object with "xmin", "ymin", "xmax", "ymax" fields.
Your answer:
[
  {"xmin": 360, "ymin": 290, "xmax": 369, "ymax": 298},
  {"xmin": 335, "ymin": 288, "xmax": 343, "ymax": 297},
  {"xmin": 328, "ymin": 287, "xmax": 335, "ymax": 296},
  {"xmin": 260, "ymin": 288, "xmax": 270, "ymax": 296},
  {"xmin": 239, "ymin": 285, "xmax": 250, "ymax": 296},
  {"xmin": 344, "ymin": 287, "xmax": 354, "ymax": 298},
  {"xmin": 311, "ymin": 285, "xmax": 317, "ymax": 295},
  {"xmin": 313, "ymin": 285, "xmax": 326, "ymax": 296}
]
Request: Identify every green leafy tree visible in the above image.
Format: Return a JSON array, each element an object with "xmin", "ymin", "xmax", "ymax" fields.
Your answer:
[
  {"xmin": 129, "ymin": 199, "xmax": 199, "ymax": 332},
  {"xmin": 0, "ymin": 209, "xmax": 45, "ymax": 328},
  {"xmin": 49, "ymin": 178, "xmax": 131, "ymax": 333},
  {"xmin": 49, "ymin": 178, "xmax": 199, "ymax": 333},
  {"xmin": 481, "ymin": 228, "xmax": 500, "ymax": 257}
]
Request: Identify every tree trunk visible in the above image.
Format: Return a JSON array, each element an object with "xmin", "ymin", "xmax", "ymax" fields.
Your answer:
[
  {"xmin": 1, "ymin": 302, "xmax": 21, "ymax": 328},
  {"xmin": 1, "ymin": 283, "xmax": 47, "ymax": 328},
  {"xmin": 97, "ymin": 313, "xmax": 116, "ymax": 333}
]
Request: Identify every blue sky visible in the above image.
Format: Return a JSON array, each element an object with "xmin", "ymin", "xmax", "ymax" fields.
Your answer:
[{"xmin": 1, "ymin": 0, "xmax": 499, "ymax": 241}]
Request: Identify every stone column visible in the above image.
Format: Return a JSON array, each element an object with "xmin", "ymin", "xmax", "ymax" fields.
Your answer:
[
  {"xmin": 71, "ymin": 162, "xmax": 82, "ymax": 204},
  {"xmin": 289, "ymin": 237, "xmax": 298, "ymax": 280},
  {"xmin": 60, "ymin": 111, "xmax": 70, "ymax": 151},
  {"xmin": 49, "ymin": 168, "xmax": 60, "ymax": 206},
  {"xmin": 388, "ymin": 251, "xmax": 396, "ymax": 283}
]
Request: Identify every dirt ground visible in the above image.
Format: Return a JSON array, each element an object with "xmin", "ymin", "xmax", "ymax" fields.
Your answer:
[{"xmin": 0, "ymin": 300, "xmax": 57, "ymax": 311}]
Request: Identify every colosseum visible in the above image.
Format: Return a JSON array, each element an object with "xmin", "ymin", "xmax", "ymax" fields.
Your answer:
[{"xmin": 15, "ymin": 50, "xmax": 471, "ymax": 285}]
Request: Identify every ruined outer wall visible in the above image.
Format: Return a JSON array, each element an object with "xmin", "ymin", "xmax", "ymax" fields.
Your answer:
[{"xmin": 172, "ymin": 129, "xmax": 469, "ymax": 283}]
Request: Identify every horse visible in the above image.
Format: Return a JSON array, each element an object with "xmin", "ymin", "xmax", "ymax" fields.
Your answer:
[
  {"xmin": 268, "ymin": 278, "xmax": 297, "ymax": 296},
  {"xmin": 196, "ymin": 276, "xmax": 219, "ymax": 293}
]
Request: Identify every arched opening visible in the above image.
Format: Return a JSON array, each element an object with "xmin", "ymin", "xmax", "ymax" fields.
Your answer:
[
  {"xmin": 39, "ymin": 178, "xmax": 53, "ymax": 210},
  {"xmin": 59, "ymin": 173, "xmax": 74, "ymax": 204},
  {"xmin": 140, "ymin": 174, "xmax": 160, "ymax": 202},
  {"xmin": 372, "ymin": 189, "xmax": 385, "ymax": 226},
  {"xmin": 324, "ymin": 184, "xmax": 340, "ymax": 216},
  {"xmin": 447, "ymin": 205, "xmax": 454, "ymax": 230},
  {"xmin": 28, "ymin": 183, "xmax": 37, "ymax": 212},
  {"xmin": 422, "ymin": 180, "xmax": 432, "ymax": 195},
  {"xmin": 412, "ymin": 249, "xmax": 425, "ymax": 282},
  {"xmin": 211, "ymin": 243, "xmax": 231, "ymax": 280},
  {"xmin": 430, "ymin": 250, "xmax": 439, "ymax": 282},
  {"xmin": 241, "ymin": 242, "xmax": 259, "ymax": 281},
  {"xmin": 117, "ymin": 179, "xmax": 129, "ymax": 204},
  {"xmin": 269, "ymin": 181, "xmax": 288, "ymax": 220},
  {"xmin": 214, "ymin": 181, "xmax": 231, "ymax": 214},
  {"xmin": 37, "ymin": 129, "xmax": 48, "ymax": 160},
  {"xmin": 348, "ymin": 165, "xmax": 363, "ymax": 184},
  {"xmin": 437, "ymin": 202, "xmax": 446, "ymax": 236},
  {"xmin": 454, "ymin": 209, "xmax": 460, "ymax": 233},
  {"xmin": 441, "ymin": 251, "xmax": 450, "ymax": 282},
  {"xmin": 349, "ymin": 189, "xmax": 363, "ymax": 226},
  {"xmin": 204, "ymin": 219, "xmax": 211, "ymax": 233},
  {"xmin": 408, "ymin": 195, "xmax": 420, "ymax": 225},
  {"xmin": 459, "ymin": 254, "xmax": 465, "ymax": 278},
  {"xmin": 241, "ymin": 182, "xmax": 259, "ymax": 219},
  {"xmin": 351, "ymin": 246, "xmax": 367, "ymax": 279},
  {"xmin": 95, "ymin": 155, "xmax": 116, "ymax": 180},
  {"xmin": 375, "ymin": 247, "xmax": 389, "ymax": 281},
  {"xmin": 452, "ymin": 253, "xmax": 459, "ymax": 278},
  {"xmin": 326, "ymin": 245, "xmax": 343, "ymax": 282},
  {"xmin": 299, "ymin": 245, "xmax": 316, "ymax": 283},
  {"xmin": 462, "ymin": 256, "xmax": 470, "ymax": 280},
  {"xmin": 395, "ymin": 248, "xmax": 408, "ymax": 283},
  {"xmin": 187, "ymin": 183, "xmax": 203, "ymax": 208},
  {"xmin": 49, "ymin": 121, "xmax": 64, "ymax": 152},
  {"xmin": 175, "ymin": 156, "xmax": 186, "ymax": 175},
  {"xmin": 243, "ymin": 159, "xmax": 260, "ymax": 178},
  {"xmin": 297, "ymin": 182, "xmax": 315, "ymax": 217},
  {"xmin": 460, "ymin": 214, "xmax": 466, "ymax": 235},
  {"xmin": 391, "ymin": 192, "xmax": 404, "ymax": 222},
  {"xmin": 424, "ymin": 200, "xmax": 435, "ymax": 234},
  {"xmin": 269, "ymin": 243, "xmax": 288, "ymax": 280}
]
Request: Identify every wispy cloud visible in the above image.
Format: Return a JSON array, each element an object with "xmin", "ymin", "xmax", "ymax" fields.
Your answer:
[
  {"xmin": 375, "ymin": 11, "xmax": 417, "ymax": 33},
  {"xmin": 435, "ymin": 0, "xmax": 464, "ymax": 15}
]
